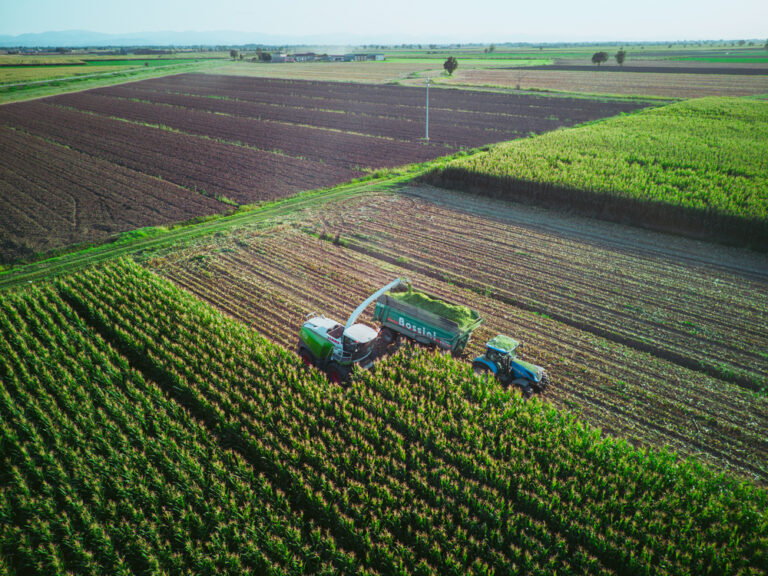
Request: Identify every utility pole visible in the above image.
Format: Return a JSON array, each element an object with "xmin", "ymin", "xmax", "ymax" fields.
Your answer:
[{"xmin": 425, "ymin": 77, "xmax": 430, "ymax": 141}]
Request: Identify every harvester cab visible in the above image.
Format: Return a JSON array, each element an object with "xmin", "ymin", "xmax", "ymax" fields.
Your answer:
[
  {"xmin": 298, "ymin": 278, "xmax": 406, "ymax": 383},
  {"xmin": 472, "ymin": 334, "xmax": 550, "ymax": 397}
]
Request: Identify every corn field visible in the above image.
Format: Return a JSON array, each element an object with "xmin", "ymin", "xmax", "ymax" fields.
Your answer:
[
  {"xmin": 426, "ymin": 97, "xmax": 768, "ymax": 248},
  {"xmin": 1, "ymin": 259, "xmax": 766, "ymax": 575}
]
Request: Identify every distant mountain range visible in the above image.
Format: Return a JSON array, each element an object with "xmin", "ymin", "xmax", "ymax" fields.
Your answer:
[{"xmin": 0, "ymin": 30, "xmax": 492, "ymax": 48}]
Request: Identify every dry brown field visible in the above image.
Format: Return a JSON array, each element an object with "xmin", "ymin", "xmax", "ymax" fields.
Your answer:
[
  {"xmin": 443, "ymin": 68, "xmax": 768, "ymax": 98},
  {"xmin": 207, "ymin": 61, "xmax": 443, "ymax": 83}
]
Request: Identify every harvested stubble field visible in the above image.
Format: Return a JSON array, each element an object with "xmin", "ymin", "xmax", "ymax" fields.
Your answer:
[
  {"xmin": 209, "ymin": 60, "xmax": 443, "ymax": 83},
  {"xmin": 0, "ymin": 74, "xmax": 645, "ymax": 265},
  {"xmin": 522, "ymin": 64, "xmax": 768, "ymax": 75},
  {"xmin": 147, "ymin": 186, "xmax": 768, "ymax": 485},
  {"xmin": 0, "ymin": 64, "xmax": 133, "ymax": 84},
  {"xmin": 444, "ymin": 68, "xmax": 768, "ymax": 98}
]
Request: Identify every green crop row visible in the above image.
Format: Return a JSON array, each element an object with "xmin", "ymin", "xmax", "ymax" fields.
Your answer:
[
  {"xmin": 1, "ymin": 259, "xmax": 766, "ymax": 575},
  {"xmin": 425, "ymin": 98, "xmax": 768, "ymax": 249},
  {"xmin": 0, "ymin": 284, "xmax": 364, "ymax": 574}
]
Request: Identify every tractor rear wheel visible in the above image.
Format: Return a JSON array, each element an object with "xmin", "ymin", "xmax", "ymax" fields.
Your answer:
[
  {"xmin": 535, "ymin": 371, "xmax": 551, "ymax": 392},
  {"xmin": 473, "ymin": 362, "xmax": 494, "ymax": 381},
  {"xmin": 326, "ymin": 362, "xmax": 350, "ymax": 385}
]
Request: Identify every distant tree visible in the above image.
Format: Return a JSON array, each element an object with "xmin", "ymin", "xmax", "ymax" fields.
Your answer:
[
  {"xmin": 738, "ymin": 40, "xmax": 746, "ymax": 46},
  {"xmin": 591, "ymin": 51, "xmax": 609, "ymax": 66},
  {"xmin": 488, "ymin": 43, "xmax": 496, "ymax": 53},
  {"xmin": 230, "ymin": 49, "xmax": 238, "ymax": 60},
  {"xmin": 443, "ymin": 56, "xmax": 458, "ymax": 75},
  {"xmin": 615, "ymin": 50, "xmax": 626, "ymax": 66},
  {"xmin": 258, "ymin": 51, "xmax": 272, "ymax": 62},
  {"xmin": 765, "ymin": 39, "xmax": 768, "ymax": 51}
]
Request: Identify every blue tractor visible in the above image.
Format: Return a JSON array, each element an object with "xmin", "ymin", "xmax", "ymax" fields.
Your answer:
[{"xmin": 472, "ymin": 334, "xmax": 549, "ymax": 397}]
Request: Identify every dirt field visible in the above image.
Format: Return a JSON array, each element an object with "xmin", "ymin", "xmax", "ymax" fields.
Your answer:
[
  {"xmin": 444, "ymin": 68, "xmax": 768, "ymax": 98},
  {"xmin": 207, "ymin": 61, "xmax": 443, "ymax": 83},
  {"xmin": 0, "ymin": 124, "xmax": 224, "ymax": 263},
  {"xmin": 147, "ymin": 185, "xmax": 768, "ymax": 484}
]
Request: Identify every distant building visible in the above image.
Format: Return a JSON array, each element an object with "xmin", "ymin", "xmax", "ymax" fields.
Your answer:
[
  {"xmin": 269, "ymin": 52, "xmax": 384, "ymax": 64},
  {"xmin": 293, "ymin": 52, "xmax": 317, "ymax": 62},
  {"xmin": 270, "ymin": 53, "xmax": 293, "ymax": 63},
  {"xmin": 347, "ymin": 54, "xmax": 385, "ymax": 62}
]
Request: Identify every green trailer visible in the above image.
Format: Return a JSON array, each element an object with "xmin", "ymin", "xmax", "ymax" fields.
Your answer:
[{"xmin": 373, "ymin": 289, "xmax": 483, "ymax": 356}]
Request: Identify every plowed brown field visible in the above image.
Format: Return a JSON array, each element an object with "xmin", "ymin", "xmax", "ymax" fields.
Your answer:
[
  {"xmin": 0, "ymin": 74, "xmax": 647, "ymax": 265},
  {"xmin": 445, "ymin": 68, "xmax": 768, "ymax": 98}
]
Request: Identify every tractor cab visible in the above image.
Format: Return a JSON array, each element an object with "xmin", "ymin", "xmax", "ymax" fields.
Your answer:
[
  {"xmin": 323, "ymin": 322, "xmax": 375, "ymax": 359},
  {"xmin": 486, "ymin": 334, "xmax": 520, "ymax": 359}
]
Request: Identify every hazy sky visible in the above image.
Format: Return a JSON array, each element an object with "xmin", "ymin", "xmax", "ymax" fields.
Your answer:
[{"xmin": 1, "ymin": 0, "xmax": 766, "ymax": 42}]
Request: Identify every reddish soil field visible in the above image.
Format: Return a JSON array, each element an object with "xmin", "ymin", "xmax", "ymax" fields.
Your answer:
[
  {"xmin": 51, "ymin": 92, "xmax": 444, "ymax": 170},
  {"xmin": 147, "ymin": 187, "xmax": 768, "ymax": 483},
  {"xmin": 523, "ymin": 64, "xmax": 768, "ymax": 75},
  {"xmin": 447, "ymin": 68, "xmax": 768, "ymax": 98},
  {"xmin": 92, "ymin": 74, "xmax": 647, "ymax": 147},
  {"xmin": 0, "ymin": 125, "xmax": 223, "ymax": 263},
  {"xmin": 0, "ymin": 101, "xmax": 360, "ymax": 207}
]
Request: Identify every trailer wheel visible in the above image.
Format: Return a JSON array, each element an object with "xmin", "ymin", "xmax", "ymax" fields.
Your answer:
[
  {"xmin": 380, "ymin": 327, "xmax": 397, "ymax": 345},
  {"xmin": 326, "ymin": 362, "xmax": 350, "ymax": 385}
]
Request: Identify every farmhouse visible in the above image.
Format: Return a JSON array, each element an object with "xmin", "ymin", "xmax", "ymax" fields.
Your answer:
[
  {"xmin": 349, "ymin": 53, "xmax": 385, "ymax": 61},
  {"xmin": 293, "ymin": 52, "xmax": 317, "ymax": 62}
]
